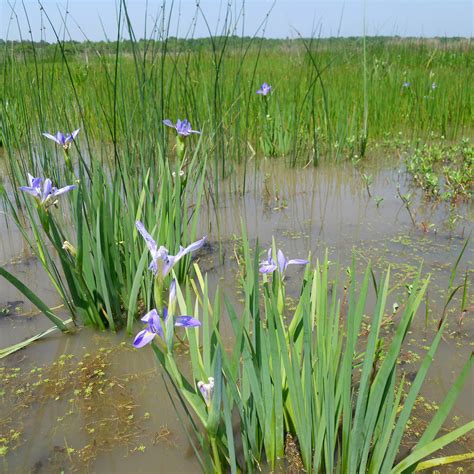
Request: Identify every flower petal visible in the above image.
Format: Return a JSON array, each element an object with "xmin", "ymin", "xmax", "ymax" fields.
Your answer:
[
  {"xmin": 169, "ymin": 279, "xmax": 177, "ymax": 305},
  {"xmin": 277, "ymin": 249, "xmax": 288, "ymax": 274},
  {"xmin": 198, "ymin": 381, "xmax": 211, "ymax": 405},
  {"xmin": 287, "ymin": 259, "xmax": 309, "ymax": 266},
  {"xmin": 175, "ymin": 236, "xmax": 207, "ymax": 262},
  {"xmin": 141, "ymin": 308, "xmax": 158, "ymax": 323},
  {"xmin": 19, "ymin": 186, "xmax": 39, "ymax": 197},
  {"xmin": 41, "ymin": 179, "xmax": 52, "ymax": 203},
  {"xmin": 136, "ymin": 221, "xmax": 158, "ymax": 255},
  {"xmin": 148, "ymin": 260, "xmax": 158, "ymax": 275},
  {"xmin": 162, "ymin": 119, "xmax": 175, "ymax": 129},
  {"xmin": 55, "ymin": 132, "xmax": 66, "ymax": 145},
  {"xmin": 175, "ymin": 316, "xmax": 201, "ymax": 328},
  {"xmin": 161, "ymin": 255, "xmax": 175, "ymax": 277},
  {"xmin": 133, "ymin": 329, "xmax": 156, "ymax": 348},
  {"xmin": 32, "ymin": 177, "xmax": 42, "ymax": 188},
  {"xmin": 42, "ymin": 132, "xmax": 61, "ymax": 145},
  {"xmin": 149, "ymin": 310, "xmax": 165, "ymax": 338},
  {"xmin": 259, "ymin": 263, "xmax": 277, "ymax": 274},
  {"xmin": 53, "ymin": 185, "xmax": 77, "ymax": 197}
]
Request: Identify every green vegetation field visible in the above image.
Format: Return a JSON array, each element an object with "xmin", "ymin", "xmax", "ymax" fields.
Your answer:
[{"xmin": 2, "ymin": 37, "xmax": 472, "ymax": 167}]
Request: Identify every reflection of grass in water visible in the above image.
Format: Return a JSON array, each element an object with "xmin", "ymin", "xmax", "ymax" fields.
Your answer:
[{"xmin": 0, "ymin": 342, "xmax": 167, "ymax": 470}]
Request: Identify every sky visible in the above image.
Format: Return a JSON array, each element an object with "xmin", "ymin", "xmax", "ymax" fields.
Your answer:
[{"xmin": 1, "ymin": 1, "xmax": 472, "ymax": 42}]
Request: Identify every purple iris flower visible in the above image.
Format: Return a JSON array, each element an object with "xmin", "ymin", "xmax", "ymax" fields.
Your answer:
[
  {"xmin": 259, "ymin": 248, "xmax": 309, "ymax": 274},
  {"xmin": 136, "ymin": 221, "xmax": 206, "ymax": 277},
  {"xmin": 133, "ymin": 307, "xmax": 201, "ymax": 348},
  {"xmin": 256, "ymin": 82, "xmax": 272, "ymax": 96},
  {"xmin": 43, "ymin": 129, "xmax": 80, "ymax": 149},
  {"xmin": 19, "ymin": 173, "xmax": 77, "ymax": 206},
  {"xmin": 163, "ymin": 119, "xmax": 200, "ymax": 137},
  {"xmin": 197, "ymin": 377, "xmax": 215, "ymax": 406}
]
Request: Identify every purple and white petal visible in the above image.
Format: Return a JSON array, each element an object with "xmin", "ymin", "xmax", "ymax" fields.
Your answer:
[
  {"xmin": 257, "ymin": 82, "xmax": 272, "ymax": 96},
  {"xmin": 174, "ymin": 119, "xmax": 200, "ymax": 136},
  {"xmin": 32, "ymin": 179, "xmax": 42, "ymax": 190},
  {"xmin": 163, "ymin": 119, "xmax": 175, "ymax": 129},
  {"xmin": 175, "ymin": 119, "xmax": 188, "ymax": 135},
  {"xmin": 148, "ymin": 260, "xmax": 158, "ymax": 275},
  {"xmin": 259, "ymin": 263, "xmax": 277, "ymax": 274},
  {"xmin": 19, "ymin": 186, "xmax": 39, "ymax": 197},
  {"xmin": 161, "ymin": 255, "xmax": 175, "ymax": 277},
  {"xmin": 156, "ymin": 245, "xmax": 170, "ymax": 260},
  {"xmin": 197, "ymin": 377, "xmax": 214, "ymax": 406},
  {"xmin": 175, "ymin": 316, "xmax": 201, "ymax": 328},
  {"xmin": 149, "ymin": 310, "xmax": 165, "ymax": 338},
  {"xmin": 69, "ymin": 128, "xmax": 80, "ymax": 141},
  {"xmin": 53, "ymin": 185, "xmax": 77, "ymax": 197},
  {"xmin": 165, "ymin": 236, "xmax": 205, "ymax": 275},
  {"xmin": 141, "ymin": 308, "xmax": 158, "ymax": 323},
  {"xmin": 198, "ymin": 381, "xmax": 207, "ymax": 398},
  {"xmin": 277, "ymin": 249, "xmax": 288, "ymax": 274},
  {"xmin": 42, "ymin": 132, "xmax": 62, "ymax": 145},
  {"xmin": 287, "ymin": 258, "xmax": 309, "ymax": 267},
  {"xmin": 133, "ymin": 329, "xmax": 156, "ymax": 348},
  {"xmin": 55, "ymin": 132, "xmax": 66, "ymax": 145},
  {"xmin": 179, "ymin": 236, "xmax": 207, "ymax": 258},
  {"xmin": 41, "ymin": 179, "xmax": 53, "ymax": 203},
  {"xmin": 136, "ymin": 221, "xmax": 158, "ymax": 255},
  {"xmin": 169, "ymin": 279, "xmax": 177, "ymax": 305}
]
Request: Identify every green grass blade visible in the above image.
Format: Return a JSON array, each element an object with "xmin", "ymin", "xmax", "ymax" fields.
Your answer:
[
  {"xmin": 0, "ymin": 318, "xmax": 73, "ymax": 358},
  {"xmin": 391, "ymin": 421, "xmax": 474, "ymax": 473},
  {"xmin": 414, "ymin": 452, "xmax": 474, "ymax": 471},
  {"xmin": 0, "ymin": 267, "xmax": 69, "ymax": 331},
  {"xmin": 381, "ymin": 317, "xmax": 448, "ymax": 472},
  {"xmin": 126, "ymin": 247, "xmax": 148, "ymax": 333}
]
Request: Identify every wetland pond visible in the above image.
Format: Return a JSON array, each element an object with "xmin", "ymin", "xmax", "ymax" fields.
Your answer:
[{"xmin": 1, "ymin": 156, "xmax": 473, "ymax": 472}]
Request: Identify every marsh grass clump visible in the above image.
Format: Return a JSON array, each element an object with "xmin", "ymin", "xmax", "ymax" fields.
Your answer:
[
  {"xmin": 405, "ymin": 139, "xmax": 473, "ymax": 201},
  {"xmin": 132, "ymin": 230, "xmax": 473, "ymax": 473},
  {"xmin": 0, "ymin": 124, "xmax": 207, "ymax": 334}
]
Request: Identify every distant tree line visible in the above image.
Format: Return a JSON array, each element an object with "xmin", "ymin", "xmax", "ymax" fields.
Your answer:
[{"xmin": 0, "ymin": 36, "xmax": 470, "ymax": 60}]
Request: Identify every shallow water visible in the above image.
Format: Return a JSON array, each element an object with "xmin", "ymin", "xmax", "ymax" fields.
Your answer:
[{"xmin": 1, "ymin": 156, "xmax": 473, "ymax": 472}]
